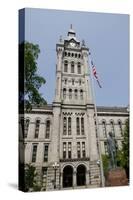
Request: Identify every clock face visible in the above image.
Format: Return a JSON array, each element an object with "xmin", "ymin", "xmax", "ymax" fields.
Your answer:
[{"xmin": 70, "ymin": 42, "xmax": 76, "ymax": 47}]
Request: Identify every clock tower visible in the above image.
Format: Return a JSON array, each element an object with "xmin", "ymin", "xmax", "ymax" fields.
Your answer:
[{"xmin": 49, "ymin": 25, "xmax": 101, "ymax": 189}]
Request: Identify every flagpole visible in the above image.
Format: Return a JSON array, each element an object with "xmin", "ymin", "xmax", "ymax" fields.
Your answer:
[{"xmin": 89, "ymin": 51, "xmax": 105, "ymax": 187}]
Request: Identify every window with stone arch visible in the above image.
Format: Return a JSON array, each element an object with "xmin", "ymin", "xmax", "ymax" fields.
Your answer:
[
  {"xmin": 77, "ymin": 62, "xmax": 81, "ymax": 74},
  {"xmin": 81, "ymin": 117, "xmax": 85, "ymax": 135},
  {"xmin": 75, "ymin": 89, "xmax": 78, "ymax": 99},
  {"xmin": 34, "ymin": 119, "xmax": 40, "ymax": 138},
  {"xmin": 80, "ymin": 89, "xmax": 83, "ymax": 100},
  {"xmin": 76, "ymin": 117, "xmax": 80, "ymax": 135},
  {"xmin": 64, "ymin": 60, "xmax": 68, "ymax": 72},
  {"xmin": 68, "ymin": 117, "xmax": 72, "ymax": 135},
  {"xmin": 102, "ymin": 120, "xmax": 107, "ymax": 138},
  {"xmin": 63, "ymin": 117, "xmax": 67, "ymax": 135},
  {"xmin": 110, "ymin": 120, "xmax": 115, "ymax": 137},
  {"xmin": 118, "ymin": 120, "xmax": 123, "ymax": 136},
  {"xmin": 45, "ymin": 120, "xmax": 50, "ymax": 139},
  {"xmin": 71, "ymin": 61, "xmax": 74, "ymax": 73},
  {"xmin": 69, "ymin": 89, "xmax": 72, "ymax": 99},
  {"xmin": 63, "ymin": 88, "xmax": 66, "ymax": 99}
]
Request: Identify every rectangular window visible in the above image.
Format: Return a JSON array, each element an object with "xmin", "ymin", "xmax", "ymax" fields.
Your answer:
[
  {"xmin": 63, "ymin": 142, "xmax": 66, "ymax": 159},
  {"xmin": 104, "ymin": 141, "xmax": 108, "ymax": 154},
  {"xmin": 32, "ymin": 144, "xmax": 38, "ymax": 163},
  {"xmin": 44, "ymin": 144, "xmax": 49, "ymax": 162},
  {"xmin": 42, "ymin": 167, "xmax": 47, "ymax": 176},
  {"xmin": 78, "ymin": 63, "xmax": 81, "ymax": 74},
  {"xmin": 82, "ymin": 142, "xmax": 86, "ymax": 158},
  {"xmin": 35, "ymin": 120, "xmax": 40, "ymax": 138},
  {"xmin": 77, "ymin": 118, "xmax": 80, "ymax": 135},
  {"xmin": 24, "ymin": 119, "xmax": 30, "ymax": 138},
  {"xmin": 81, "ymin": 118, "xmax": 84, "ymax": 135},
  {"xmin": 77, "ymin": 142, "xmax": 81, "ymax": 158},
  {"xmin": 110, "ymin": 121, "xmax": 115, "ymax": 137},
  {"xmin": 68, "ymin": 142, "xmax": 71, "ymax": 159},
  {"xmin": 45, "ymin": 120, "xmax": 50, "ymax": 139},
  {"xmin": 63, "ymin": 117, "xmax": 67, "ymax": 135},
  {"xmin": 71, "ymin": 62, "xmax": 74, "ymax": 73},
  {"xmin": 20, "ymin": 118, "xmax": 24, "ymax": 138},
  {"xmin": 68, "ymin": 117, "xmax": 71, "ymax": 135}
]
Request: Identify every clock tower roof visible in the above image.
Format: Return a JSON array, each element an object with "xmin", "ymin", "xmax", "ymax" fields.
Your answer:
[{"xmin": 67, "ymin": 24, "xmax": 79, "ymax": 42}]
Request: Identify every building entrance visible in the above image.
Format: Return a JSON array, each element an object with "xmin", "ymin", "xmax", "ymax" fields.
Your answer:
[
  {"xmin": 77, "ymin": 165, "xmax": 86, "ymax": 186},
  {"xmin": 63, "ymin": 165, "xmax": 73, "ymax": 188}
]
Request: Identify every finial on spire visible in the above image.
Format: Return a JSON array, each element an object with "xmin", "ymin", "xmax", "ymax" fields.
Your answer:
[{"xmin": 70, "ymin": 24, "xmax": 73, "ymax": 29}]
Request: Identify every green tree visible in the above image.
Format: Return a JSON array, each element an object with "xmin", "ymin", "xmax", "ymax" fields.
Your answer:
[
  {"xmin": 117, "ymin": 118, "xmax": 129, "ymax": 178},
  {"xmin": 102, "ymin": 154, "xmax": 110, "ymax": 177},
  {"xmin": 19, "ymin": 41, "xmax": 47, "ymax": 111},
  {"xmin": 24, "ymin": 164, "xmax": 41, "ymax": 192}
]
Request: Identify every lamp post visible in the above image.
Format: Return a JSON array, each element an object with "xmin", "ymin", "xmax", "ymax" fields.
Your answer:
[{"xmin": 52, "ymin": 162, "xmax": 59, "ymax": 189}]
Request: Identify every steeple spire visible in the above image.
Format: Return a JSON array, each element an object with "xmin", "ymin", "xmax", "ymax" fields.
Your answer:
[{"xmin": 67, "ymin": 24, "xmax": 76, "ymax": 38}]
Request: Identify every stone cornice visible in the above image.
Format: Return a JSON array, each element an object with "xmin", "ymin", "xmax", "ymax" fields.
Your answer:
[{"xmin": 60, "ymin": 157, "xmax": 90, "ymax": 162}]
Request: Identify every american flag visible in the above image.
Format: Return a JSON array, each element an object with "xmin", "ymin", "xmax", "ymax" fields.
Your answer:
[{"xmin": 91, "ymin": 60, "xmax": 102, "ymax": 88}]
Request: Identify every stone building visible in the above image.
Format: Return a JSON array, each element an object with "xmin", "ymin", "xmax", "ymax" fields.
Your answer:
[{"xmin": 19, "ymin": 26, "xmax": 129, "ymax": 191}]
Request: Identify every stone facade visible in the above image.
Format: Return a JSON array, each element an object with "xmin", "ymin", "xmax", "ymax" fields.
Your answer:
[{"xmin": 19, "ymin": 27, "xmax": 129, "ymax": 191}]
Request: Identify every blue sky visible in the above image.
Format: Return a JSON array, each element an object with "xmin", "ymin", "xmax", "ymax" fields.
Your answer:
[{"xmin": 23, "ymin": 8, "xmax": 129, "ymax": 106}]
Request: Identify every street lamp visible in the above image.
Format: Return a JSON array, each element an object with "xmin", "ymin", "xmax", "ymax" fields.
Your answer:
[{"xmin": 52, "ymin": 162, "xmax": 59, "ymax": 189}]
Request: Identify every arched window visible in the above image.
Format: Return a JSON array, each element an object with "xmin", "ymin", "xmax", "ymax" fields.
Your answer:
[
  {"xmin": 102, "ymin": 120, "xmax": 107, "ymax": 137},
  {"xmin": 80, "ymin": 89, "xmax": 83, "ymax": 100},
  {"xmin": 68, "ymin": 117, "xmax": 71, "ymax": 135},
  {"xmin": 75, "ymin": 53, "xmax": 77, "ymax": 58},
  {"xmin": 78, "ymin": 54, "xmax": 81, "ymax": 58},
  {"xmin": 110, "ymin": 120, "xmax": 115, "ymax": 137},
  {"xmin": 75, "ymin": 89, "xmax": 78, "ymax": 99},
  {"xmin": 63, "ymin": 117, "xmax": 67, "ymax": 135},
  {"xmin": 76, "ymin": 117, "xmax": 80, "ymax": 135},
  {"xmin": 63, "ymin": 88, "xmax": 66, "ymax": 99},
  {"xmin": 35, "ymin": 119, "xmax": 40, "ymax": 138},
  {"xmin": 118, "ymin": 120, "xmax": 123, "ymax": 136},
  {"xmin": 64, "ymin": 60, "xmax": 68, "ymax": 72},
  {"xmin": 69, "ymin": 89, "xmax": 72, "ymax": 99},
  {"xmin": 77, "ymin": 62, "xmax": 81, "ymax": 74},
  {"xmin": 81, "ymin": 117, "xmax": 84, "ymax": 135},
  {"xmin": 72, "ymin": 53, "xmax": 74, "ymax": 57},
  {"xmin": 45, "ymin": 120, "xmax": 50, "ymax": 139},
  {"xmin": 79, "ymin": 79, "xmax": 81, "ymax": 85},
  {"xmin": 64, "ymin": 51, "xmax": 67, "ymax": 56},
  {"xmin": 68, "ymin": 52, "xmax": 70, "ymax": 57},
  {"xmin": 71, "ymin": 61, "xmax": 74, "ymax": 73},
  {"xmin": 24, "ymin": 118, "xmax": 30, "ymax": 138}
]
